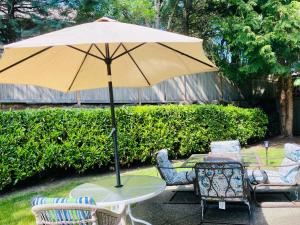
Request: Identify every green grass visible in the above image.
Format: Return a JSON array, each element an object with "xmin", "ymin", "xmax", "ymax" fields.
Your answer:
[
  {"xmin": 0, "ymin": 148, "xmax": 285, "ymax": 225},
  {"xmin": 246, "ymin": 147, "xmax": 284, "ymax": 167}
]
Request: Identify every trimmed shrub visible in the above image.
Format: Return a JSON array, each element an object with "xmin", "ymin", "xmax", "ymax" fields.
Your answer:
[{"xmin": 0, "ymin": 104, "xmax": 268, "ymax": 190}]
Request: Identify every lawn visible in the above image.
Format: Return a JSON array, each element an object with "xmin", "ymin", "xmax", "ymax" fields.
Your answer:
[
  {"xmin": 0, "ymin": 147, "xmax": 284, "ymax": 225},
  {"xmin": 247, "ymin": 147, "xmax": 284, "ymax": 167}
]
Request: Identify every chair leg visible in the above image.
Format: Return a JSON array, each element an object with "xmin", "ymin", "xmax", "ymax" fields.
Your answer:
[
  {"xmin": 201, "ymin": 199, "xmax": 204, "ymax": 221},
  {"xmin": 245, "ymin": 201, "xmax": 252, "ymax": 225},
  {"xmin": 253, "ymin": 186, "xmax": 260, "ymax": 207},
  {"xmin": 295, "ymin": 189, "xmax": 299, "ymax": 201}
]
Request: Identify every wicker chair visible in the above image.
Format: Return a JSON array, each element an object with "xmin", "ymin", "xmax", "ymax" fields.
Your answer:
[
  {"xmin": 32, "ymin": 197, "xmax": 127, "ymax": 225},
  {"xmin": 195, "ymin": 161, "xmax": 251, "ymax": 224}
]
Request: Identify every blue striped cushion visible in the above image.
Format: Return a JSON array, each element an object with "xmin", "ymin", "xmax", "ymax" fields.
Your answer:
[{"xmin": 31, "ymin": 196, "xmax": 96, "ymax": 222}]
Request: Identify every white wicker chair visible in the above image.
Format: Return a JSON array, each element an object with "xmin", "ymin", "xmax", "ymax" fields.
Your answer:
[{"xmin": 32, "ymin": 203, "xmax": 127, "ymax": 225}]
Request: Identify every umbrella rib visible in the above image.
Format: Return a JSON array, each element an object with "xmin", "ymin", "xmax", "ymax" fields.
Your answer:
[
  {"xmin": 111, "ymin": 43, "xmax": 122, "ymax": 58},
  {"xmin": 157, "ymin": 43, "xmax": 215, "ymax": 68},
  {"xmin": 92, "ymin": 44, "xmax": 106, "ymax": 58},
  {"xmin": 67, "ymin": 44, "xmax": 93, "ymax": 91},
  {"xmin": 0, "ymin": 47, "xmax": 52, "ymax": 74},
  {"xmin": 67, "ymin": 45, "xmax": 105, "ymax": 61},
  {"xmin": 121, "ymin": 43, "xmax": 150, "ymax": 86},
  {"xmin": 112, "ymin": 43, "xmax": 146, "ymax": 60}
]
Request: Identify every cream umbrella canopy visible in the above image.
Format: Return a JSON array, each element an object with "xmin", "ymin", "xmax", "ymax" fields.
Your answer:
[{"xmin": 0, "ymin": 17, "xmax": 217, "ymax": 187}]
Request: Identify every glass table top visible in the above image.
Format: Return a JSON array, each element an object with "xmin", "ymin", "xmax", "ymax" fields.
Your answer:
[
  {"xmin": 181, "ymin": 152, "xmax": 261, "ymax": 168},
  {"xmin": 69, "ymin": 175, "xmax": 166, "ymax": 206}
]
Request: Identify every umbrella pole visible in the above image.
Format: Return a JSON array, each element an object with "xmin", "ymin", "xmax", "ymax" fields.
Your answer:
[
  {"xmin": 105, "ymin": 44, "xmax": 122, "ymax": 188},
  {"xmin": 108, "ymin": 80, "xmax": 122, "ymax": 188}
]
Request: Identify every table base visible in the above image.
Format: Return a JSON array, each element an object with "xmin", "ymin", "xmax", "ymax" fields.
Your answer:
[{"xmin": 128, "ymin": 204, "xmax": 151, "ymax": 225}]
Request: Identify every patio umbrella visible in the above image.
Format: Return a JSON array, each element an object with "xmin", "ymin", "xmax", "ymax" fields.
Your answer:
[{"xmin": 0, "ymin": 17, "xmax": 218, "ymax": 187}]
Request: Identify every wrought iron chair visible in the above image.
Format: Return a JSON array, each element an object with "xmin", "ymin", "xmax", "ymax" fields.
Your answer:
[
  {"xmin": 248, "ymin": 143, "xmax": 300, "ymax": 207},
  {"xmin": 156, "ymin": 149, "xmax": 197, "ymax": 201},
  {"xmin": 31, "ymin": 197, "xmax": 127, "ymax": 225},
  {"xmin": 195, "ymin": 161, "xmax": 251, "ymax": 224},
  {"xmin": 210, "ymin": 140, "xmax": 241, "ymax": 153}
]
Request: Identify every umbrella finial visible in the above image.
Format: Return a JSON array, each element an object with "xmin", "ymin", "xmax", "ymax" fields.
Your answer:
[{"xmin": 96, "ymin": 17, "xmax": 116, "ymax": 22}]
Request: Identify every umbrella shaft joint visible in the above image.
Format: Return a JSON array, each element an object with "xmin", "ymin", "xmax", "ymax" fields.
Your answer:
[{"xmin": 105, "ymin": 57, "xmax": 112, "ymax": 65}]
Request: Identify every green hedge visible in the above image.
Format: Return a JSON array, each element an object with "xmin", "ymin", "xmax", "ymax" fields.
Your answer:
[{"xmin": 0, "ymin": 104, "xmax": 268, "ymax": 190}]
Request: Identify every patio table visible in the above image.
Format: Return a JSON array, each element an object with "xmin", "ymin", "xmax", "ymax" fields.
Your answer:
[
  {"xmin": 69, "ymin": 175, "xmax": 166, "ymax": 225},
  {"xmin": 181, "ymin": 152, "xmax": 262, "ymax": 168}
]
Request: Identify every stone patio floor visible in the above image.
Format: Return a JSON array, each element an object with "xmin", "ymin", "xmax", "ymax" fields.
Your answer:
[
  {"xmin": 131, "ymin": 136, "xmax": 300, "ymax": 225},
  {"xmin": 131, "ymin": 186, "xmax": 300, "ymax": 225}
]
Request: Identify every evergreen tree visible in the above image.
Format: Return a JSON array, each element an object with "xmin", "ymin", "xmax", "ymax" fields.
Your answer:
[
  {"xmin": 209, "ymin": 0, "xmax": 300, "ymax": 136},
  {"xmin": 0, "ymin": 0, "xmax": 75, "ymax": 44}
]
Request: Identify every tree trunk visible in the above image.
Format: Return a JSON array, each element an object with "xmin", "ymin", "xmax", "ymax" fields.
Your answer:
[
  {"xmin": 279, "ymin": 76, "xmax": 294, "ymax": 137},
  {"xmin": 167, "ymin": 0, "xmax": 179, "ymax": 31},
  {"xmin": 182, "ymin": 0, "xmax": 192, "ymax": 35},
  {"xmin": 285, "ymin": 75, "xmax": 294, "ymax": 136},
  {"xmin": 155, "ymin": 0, "xmax": 162, "ymax": 29},
  {"xmin": 5, "ymin": 0, "xmax": 17, "ymax": 43}
]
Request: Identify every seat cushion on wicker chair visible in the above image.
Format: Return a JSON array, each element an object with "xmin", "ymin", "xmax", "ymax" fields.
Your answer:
[
  {"xmin": 32, "ymin": 196, "xmax": 96, "ymax": 221},
  {"xmin": 247, "ymin": 170, "xmax": 285, "ymax": 184},
  {"xmin": 210, "ymin": 140, "xmax": 241, "ymax": 153}
]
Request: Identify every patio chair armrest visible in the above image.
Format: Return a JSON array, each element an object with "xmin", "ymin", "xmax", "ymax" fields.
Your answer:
[
  {"xmin": 257, "ymin": 163, "xmax": 300, "ymax": 168},
  {"xmin": 254, "ymin": 183, "xmax": 297, "ymax": 190},
  {"xmin": 156, "ymin": 165, "xmax": 194, "ymax": 169}
]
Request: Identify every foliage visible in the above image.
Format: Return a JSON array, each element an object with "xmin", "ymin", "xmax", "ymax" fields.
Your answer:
[
  {"xmin": 73, "ymin": 0, "xmax": 155, "ymax": 25},
  {"xmin": 208, "ymin": 0, "xmax": 300, "ymax": 84},
  {"xmin": 0, "ymin": 0, "xmax": 75, "ymax": 44},
  {"xmin": 0, "ymin": 104, "xmax": 268, "ymax": 191}
]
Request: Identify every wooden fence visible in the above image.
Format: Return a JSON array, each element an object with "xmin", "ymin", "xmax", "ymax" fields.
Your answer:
[{"xmin": 0, "ymin": 72, "xmax": 242, "ymax": 104}]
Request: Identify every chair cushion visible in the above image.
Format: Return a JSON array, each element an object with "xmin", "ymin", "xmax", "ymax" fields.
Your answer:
[
  {"xmin": 284, "ymin": 143, "xmax": 300, "ymax": 161},
  {"xmin": 156, "ymin": 149, "xmax": 177, "ymax": 184},
  {"xmin": 32, "ymin": 196, "xmax": 96, "ymax": 206},
  {"xmin": 32, "ymin": 196, "xmax": 96, "ymax": 222},
  {"xmin": 210, "ymin": 140, "xmax": 241, "ymax": 153},
  {"xmin": 247, "ymin": 170, "xmax": 284, "ymax": 184},
  {"xmin": 172, "ymin": 170, "xmax": 196, "ymax": 184},
  {"xmin": 156, "ymin": 149, "xmax": 196, "ymax": 185},
  {"xmin": 279, "ymin": 158, "xmax": 299, "ymax": 184},
  {"xmin": 197, "ymin": 163, "xmax": 244, "ymax": 198}
]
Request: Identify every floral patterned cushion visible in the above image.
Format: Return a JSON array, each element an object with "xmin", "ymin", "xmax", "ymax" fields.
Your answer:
[
  {"xmin": 172, "ymin": 170, "xmax": 196, "ymax": 184},
  {"xmin": 156, "ymin": 149, "xmax": 177, "ymax": 184},
  {"xmin": 197, "ymin": 163, "xmax": 244, "ymax": 198},
  {"xmin": 247, "ymin": 170, "xmax": 283, "ymax": 184},
  {"xmin": 210, "ymin": 140, "xmax": 241, "ymax": 153},
  {"xmin": 284, "ymin": 143, "xmax": 300, "ymax": 161},
  {"xmin": 279, "ymin": 158, "xmax": 299, "ymax": 184},
  {"xmin": 156, "ymin": 149, "xmax": 195, "ymax": 185}
]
